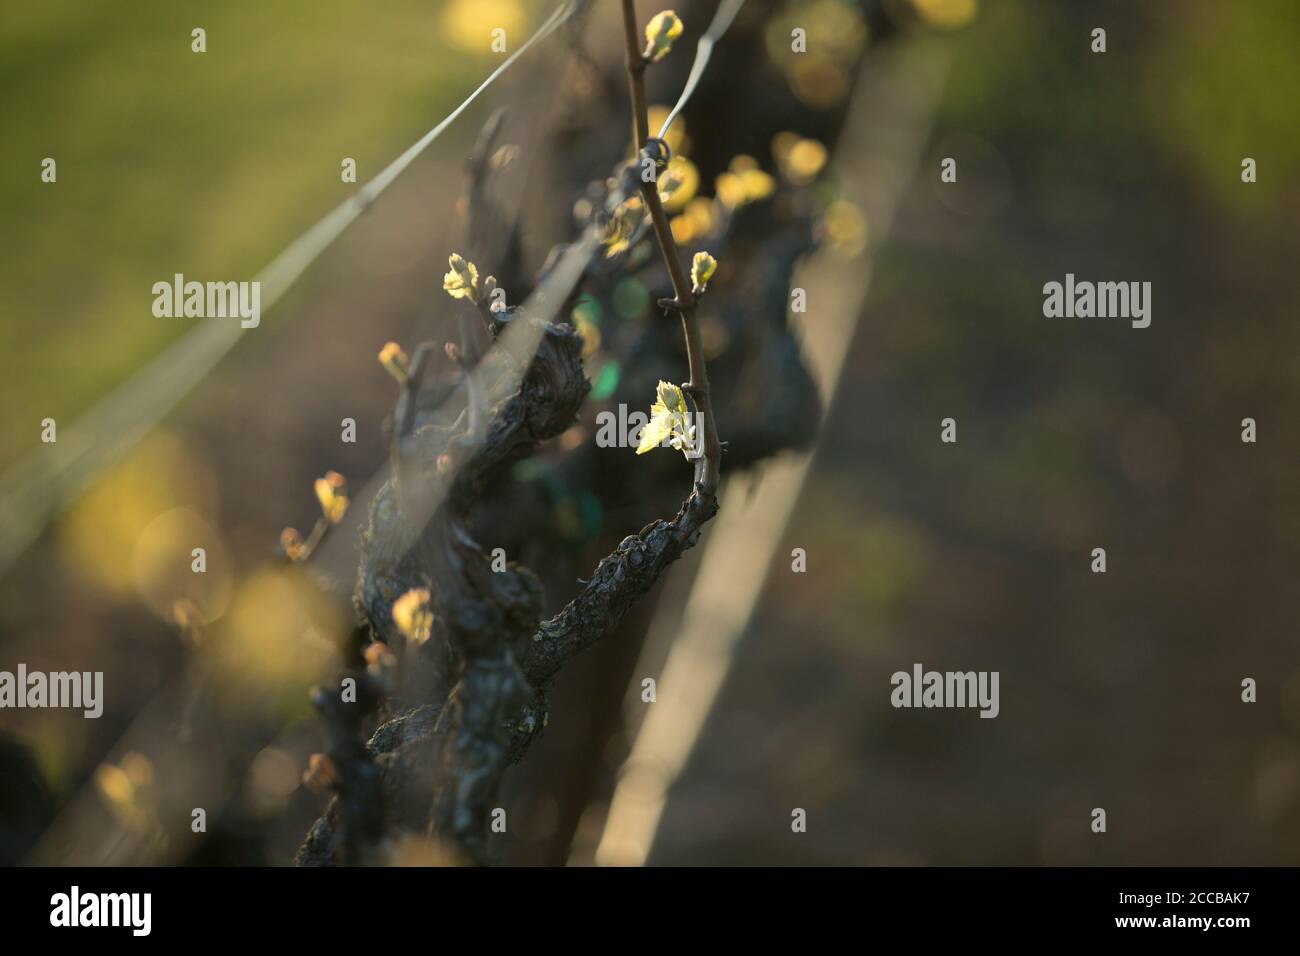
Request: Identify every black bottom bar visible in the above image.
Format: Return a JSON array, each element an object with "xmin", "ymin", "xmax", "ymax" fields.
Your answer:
[{"xmin": 0, "ymin": 866, "xmax": 1284, "ymax": 942}]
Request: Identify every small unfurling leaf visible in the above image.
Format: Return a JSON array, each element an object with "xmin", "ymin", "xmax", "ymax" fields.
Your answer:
[
  {"xmin": 364, "ymin": 641, "xmax": 398, "ymax": 692},
  {"xmin": 644, "ymin": 10, "xmax": 684, "ymax": 63},
  {"xmin": 442, "ymin": 253, "xmax": 480, "ymax": 301},
  {"xmin": 636, "ymin": 380, "xmax": 698, "ymax": 459},
  {"xmin": 315, "ymin": 471, "xmax": 349, "ymax": 524},
  {"xmin": 691, "ymin": 251, "xmax": 717, "ymax": 296},
  {"xmin": 303, "ymin": 753, "xmax": 340, "ymax": 794},
  {"xmin": 280, "ymin": 527, "xmax": 306, "ymax": 561},
  {"xmin": 378, "ymin": 341, "xmax": 409, "ymax": 383},
  {"xmin": 392, "ymin": 587, "xmax": 433, "ymax": 644}
]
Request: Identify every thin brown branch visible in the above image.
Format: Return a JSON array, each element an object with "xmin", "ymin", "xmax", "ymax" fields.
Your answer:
[
  {"xmin": 620, "ymin": 0, "xmax": 650, "ymax": 150},
  {"xmin": 619, "ymin": 0, "xmax": 722, "ymax": 495}
]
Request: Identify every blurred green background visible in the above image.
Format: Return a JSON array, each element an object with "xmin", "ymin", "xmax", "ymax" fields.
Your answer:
[{"xmin": 0, "ymin": 0, "xmax": 533, "ymax": 463}]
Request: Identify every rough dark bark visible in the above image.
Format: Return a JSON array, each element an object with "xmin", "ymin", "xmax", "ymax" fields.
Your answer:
[{"xmin": 291, "ymin": 0, "xmax": 874, "ymax": 865}]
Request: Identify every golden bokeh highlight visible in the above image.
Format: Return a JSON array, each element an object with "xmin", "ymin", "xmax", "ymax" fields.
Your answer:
[
  {"xmin": 658, "ymin": 156, "xmax": 700, "ymax": 213},
  {"xmin": 439, "ymin": 0, "xmax": 525, "ymax": 54},
  {"xmin": 910, "ymin": 0, "xmax": 978, "ymax": 30},
  {"xmin": 715, "ymin": 156, "xmax": 776, "ymax": 209},
  {"xmin": 647, "ymin": 106, "xmax": 691, "ymax": 157},
  {"xmin": 94, "ymin": 751, "xmax": 157, "ymax": 834},
  {"xmin": 246, "ymin": 746, "xmax": 303, "ymax": 817},
  {"xmin": 132, "ymin": 507, "xmax": 232, "ymax": 626},
  {"xmin": 670, "ymin": 197, "xmax": 718, "ymax": 245},
  {"xmin": 773, "ymin": 132, "xmax": 829, "ymax": 185},
  {"xmin": 207, "ymin": 566, "xmax": 342, "ymax": 695},
  {"xmin": 58, "ymin": 430, "xmax": 219, "ymax": 600},
  {"xmin": 822, "ymin": 198, "xmax": 869, "ymax": 258},
  {"xmin": 766, "ymin": 1, "xmax": 867, "ymax": 110}
]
